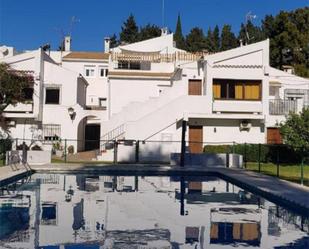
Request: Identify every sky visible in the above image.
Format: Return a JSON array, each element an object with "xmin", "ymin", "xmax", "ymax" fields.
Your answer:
[{"xmin": 0, "ymin": 0, "xmax": 308, "ymax": 51}]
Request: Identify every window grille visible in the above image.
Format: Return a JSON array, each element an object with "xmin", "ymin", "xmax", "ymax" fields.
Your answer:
[{"xmin": 43, "ymin": 124, "xmax": 61, "ymax": 141}]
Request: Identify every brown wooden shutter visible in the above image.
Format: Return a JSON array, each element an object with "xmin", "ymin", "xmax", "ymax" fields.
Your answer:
[
  {"xmin": 189, "ymin": 126, "xmax": 203, "ymax": 153},
  {"xmin": 188, "ymin": 80, "xmax": 202, "ymax": 95},
  {"xmin": 267, "ymin": 128, "xmax": 282, "ymax": 144}
]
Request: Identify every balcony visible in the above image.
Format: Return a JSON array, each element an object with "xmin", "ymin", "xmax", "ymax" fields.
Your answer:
[
  {"xmin": 4, "ymin": 102, "xmax": 33, "ymax": 113},
  {"xmin": 269, "ymin": 99, "xmax": 297, "ymax": 115},
  {"xmin": 213, "ymin": 100, "xmax": 263, "ymax": 114}
]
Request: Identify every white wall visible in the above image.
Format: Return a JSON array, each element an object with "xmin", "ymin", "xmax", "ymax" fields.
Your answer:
[
  {"xmin": 62, "ymin": 60, "xmax": 109, "ymax": 106},
  {"xmin": 202, "ymin": 119, "xmax": 265, "ymax": 144},
  {"xmin": 109, "ymin": 78, "xmax": 171, "ymax": 116}
]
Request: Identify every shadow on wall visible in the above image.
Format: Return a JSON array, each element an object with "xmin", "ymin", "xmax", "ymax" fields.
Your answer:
[
  {"xmin": 114, "ymin": 142, "xmax": 243, "ymax": 167},
  {"xmin": 116, "ymin": 142, "xmax": 180, "ymax": 164},
  {"xmin": 170, "ymin": 153, "xmax": 243, "ymax": 168}
]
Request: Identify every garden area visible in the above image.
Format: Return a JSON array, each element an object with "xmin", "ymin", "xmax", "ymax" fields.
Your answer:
[{"xmin": 204, "ymin": 143, "xmax": 309, "ymax": 185}]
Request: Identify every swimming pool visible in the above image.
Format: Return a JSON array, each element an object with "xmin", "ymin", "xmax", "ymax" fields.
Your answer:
[{"xmin": 0, "ymin": 174, "xmax": 308, "ymax": 249}]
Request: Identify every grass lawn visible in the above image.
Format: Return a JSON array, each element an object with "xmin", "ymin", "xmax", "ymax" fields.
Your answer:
[
  {"xmin": 246, "ymin": 162, "xmax": 309, "ymax": 185},
  {"xmin": 51, "ymin": 157, "xmax": 113, "ymax": 164}
]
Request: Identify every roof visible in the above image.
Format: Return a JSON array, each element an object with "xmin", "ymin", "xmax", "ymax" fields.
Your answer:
[
  {"xmin": 108, "ymin": 70, "xmax": 174, "ymax": 79},
  {"xmin": 63, "ymin": 52, "xmax": 110, "ymax": 61}
]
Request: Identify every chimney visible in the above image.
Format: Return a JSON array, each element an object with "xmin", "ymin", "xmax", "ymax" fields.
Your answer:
[
  {"xmin": 161, "ymin": 27, "xmax": 168, "ymax": 36},
  {"xmin": 104, "ymin": 37, "xmax": 110, "ymax": 52},
  {"xmin": 64, "ymin": 36, "xmax": 71, "ymax": 51}
]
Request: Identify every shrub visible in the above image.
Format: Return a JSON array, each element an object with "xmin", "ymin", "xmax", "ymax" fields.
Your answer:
[
  {"xmin": 16, "ymin": 143, "xmax": 29, "ymax": 151},
  {"xmin": 31, "ymin": 144, "xmax": 42, "ymax": 151},
  {"xmin": 0, "ymin": 137, "xmax": 12, "ymax": 162},
  {"xmin": 67, "ymin": 145, "xmax": 74, "ymax": 154},
  {"xmin": 203, "ymin": 143, "xmax": 301, "ymax": 164}
]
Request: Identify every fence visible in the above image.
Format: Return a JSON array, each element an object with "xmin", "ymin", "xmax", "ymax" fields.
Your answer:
[
  {"xmin": 203, "ymin": 143, "xmax": 308, "ymax": 186},
  {"xmin": 0, "ymin": 138, "xmax": 308, "ymax": 185}
]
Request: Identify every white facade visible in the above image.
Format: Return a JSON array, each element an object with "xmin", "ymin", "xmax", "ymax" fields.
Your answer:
[{"xmin": 1, "ymin": 34, "xmax": 309, "ymax": 161}]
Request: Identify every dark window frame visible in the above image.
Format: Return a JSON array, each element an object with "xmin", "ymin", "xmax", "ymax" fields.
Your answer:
[
  {"xmin": 45, "ymin": 88, "xmax": 60, "ymax": 105},
  {"xmin": 118, "ymin": 61, "xmax": 141, "ymax": 70},
  {"xmin": 213, "ymin": 79, "xmax": 262, "ymax": 101}
]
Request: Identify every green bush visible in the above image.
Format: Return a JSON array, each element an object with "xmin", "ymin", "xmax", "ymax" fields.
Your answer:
[
  {"xmin": 67, "ymin": 145, "xmax": 74, "ymax": 154},
  {"xmin": 203, "ymin": 143, "xmax": 301, "ymax": 164}
]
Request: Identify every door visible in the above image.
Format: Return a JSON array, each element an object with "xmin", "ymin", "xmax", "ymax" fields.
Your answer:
[
  {"xmin": 189, "ymin": 126, "xmax": 203, "ymax": 153},
  {"xmin": 85, "ymin": 124, "xmax": 100, "ymax": 151},
  {"xmin": 188, "ymin": 80, "xmax": 202, "ymax": 95},
  {"xmin": 267, "ymin": 128, "xmax": 282, "ymax": 144}
]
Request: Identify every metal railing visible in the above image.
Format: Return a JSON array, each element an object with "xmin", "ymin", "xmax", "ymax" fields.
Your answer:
[
  {"xmin": 100, "ymin": 124, "xmax": 125, "ymax": 151},
  {"xmin": 269, "ymin": 99, "xmax": 297, "ymax": 115}
]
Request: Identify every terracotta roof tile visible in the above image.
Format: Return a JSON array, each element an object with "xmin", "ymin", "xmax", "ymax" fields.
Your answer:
[{"xmin": 63, "ymin": 52, "xmax": 110, "ymax": 60}]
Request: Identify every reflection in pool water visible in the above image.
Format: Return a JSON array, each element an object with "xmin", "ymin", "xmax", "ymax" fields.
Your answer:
[{"xmin": 0, "ymin": 174, "xmax": 308, "ymax": 249}]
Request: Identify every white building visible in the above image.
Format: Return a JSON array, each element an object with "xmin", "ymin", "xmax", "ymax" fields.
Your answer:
[{"xmin": 1, "ymin": 33, "xmax": 308, "ymax": 162}]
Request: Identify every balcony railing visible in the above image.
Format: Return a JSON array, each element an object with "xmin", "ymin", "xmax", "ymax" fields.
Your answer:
[
  {"xmin": 269, "ymin": 99, "xmax": 297, "ymax": 115},
  {"xmin": 111, "ymin": 51, "xmax": 206, "ymax": 63}
]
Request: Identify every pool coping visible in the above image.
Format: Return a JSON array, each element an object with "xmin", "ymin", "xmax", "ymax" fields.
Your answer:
[{"xmin": 1, "ymin": 164, "xmax": 308, "ymax": 216}]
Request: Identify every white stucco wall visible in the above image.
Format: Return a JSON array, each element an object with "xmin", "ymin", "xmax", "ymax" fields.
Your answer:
[
  {"xmin": 62, "ymin": 60, "xmax": 109, "ymax": 106},
  {"xmin": 109, "ymin": 78, "xmax": 172, "ymax": 116},
  {"xmin": 202, "ymin": 119, "xmax": 265, "ymax": 144}
]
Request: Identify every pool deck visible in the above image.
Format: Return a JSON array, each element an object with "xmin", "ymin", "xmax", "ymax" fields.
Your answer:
[{"xmin": 1, "ymin": 163, "xmax": 309, "ymax": 214}]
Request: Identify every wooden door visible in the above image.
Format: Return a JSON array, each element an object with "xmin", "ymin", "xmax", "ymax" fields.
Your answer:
[
  {"xmin": 189, "ymin": 126, "xmax": 203, "ymax": 153},
  {"xmin": 188, "ymin": 80, "xmax": 202, "ymax": 95},
  {"xmin": 267, "ymin": 128, "xmax": 282, "ymax": 144}
]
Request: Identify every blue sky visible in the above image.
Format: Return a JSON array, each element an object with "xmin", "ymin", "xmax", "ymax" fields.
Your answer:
[{"xmin": 0, "ymin": 0, "xmax": 308, "ymax": 51}]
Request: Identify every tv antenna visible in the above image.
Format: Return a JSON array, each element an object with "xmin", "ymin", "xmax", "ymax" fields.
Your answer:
[
  {"xmin": 162, "ymin": 0, "xmax": 165, "ymax": 27},
  {"xmin": 54, "ymin": 16, "xmax": 80, "ymax": 51},
  {"xmin": 245, "ymin": 11, "xmax": 257, "ymax": 43},
  {"xmin": 68, "ymin": 16, "xmax": 80, "ymax": 37}
]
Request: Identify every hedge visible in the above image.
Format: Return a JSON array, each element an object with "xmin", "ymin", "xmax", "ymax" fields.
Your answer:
[{"xmin": 203, "ymin": 144, "xmax": 302, "ymax": 164}]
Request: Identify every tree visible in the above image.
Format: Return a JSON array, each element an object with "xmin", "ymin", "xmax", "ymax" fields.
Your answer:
[
  {"xmin": 280, "ymin": 108, "xmax": 309, "ymax": 155},
  {"xmin": 174, "ymin": 14, "xmax": 186, "ymax": 50},
  {"xmin": 109, "ymin": 34, "xmax": 119, "ymax": 49},
  {"xmin": 220, "ymin": 24, "xmax": 238, "ymax": 51},
  {"xmin": 139, "ymin": 24, "xmax": 161, "ymax": 41},
  {"xmin": 238, "ymin": 20, "xmax": 264, "ymax": 45},
  {"xmin": 280, "ymin": 108, "xmax": 309, "ymax": 184},
  {"xmin": 119, "ymin": 14, "xmax": 139, "ymax": 44},
  {"xmin": 186, "ymin": 27, "xmax": 207, "ymax": 52},
  {"xmin": 206, "ymin": 25, "xmax": 220, "ymax": 52},
  {"xmin": 0, "ymin": 63, "xmax": 34, "ymax": 129}
]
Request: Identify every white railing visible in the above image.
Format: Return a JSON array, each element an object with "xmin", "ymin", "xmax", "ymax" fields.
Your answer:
[{"xmin": 269, "ymin": 99, "xmax": 297, "ymax": 115}]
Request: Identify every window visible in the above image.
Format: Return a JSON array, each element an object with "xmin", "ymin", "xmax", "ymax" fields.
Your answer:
[
  {"xmin": 99, "ymin": 67, "xmax": 108, "ymax": 77},
  {"xmin": 118, "ymin": 61, "xmax": 141, "ymax": 70},
  {"xmin": 41, "ymin": 203, "xmax": 57, "ymax": 225},
  {"xmin": 99, "ymin": 98, "xmax": 107, "ymax": 109},
  {"xmin": 43, "ymin": 124, "xmax": 61, "ymax": 141},
  {"xmin": 22, "ymin": 88, "xmax": 34, "ymax": 101},
  {"xmin": 118, "ymin": 61, "xmax": 129, "ymax": 69},
  {"xmin": 84, "ymin": 66, "xmax": 95, "ymax": 77},
  {"xmin": 45, "ymin": 88, "xmax": 60, "ymax": 104},
  {"xmin": 213, "ymin": 79, "xmax": 261, "ymax": 100}
]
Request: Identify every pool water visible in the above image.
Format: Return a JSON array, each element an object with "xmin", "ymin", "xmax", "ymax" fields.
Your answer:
[{"xmin": 0, "ymin": 174, "xmax": 308, "ymax": 249}]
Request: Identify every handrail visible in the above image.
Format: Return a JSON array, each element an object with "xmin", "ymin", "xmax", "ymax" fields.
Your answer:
[{"xmin": 269, "ymin": 99, "xmax": 297, "ymax": 115}]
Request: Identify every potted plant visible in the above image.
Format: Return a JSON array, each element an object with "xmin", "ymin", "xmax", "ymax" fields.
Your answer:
[{"xmin": 52, "ymin": 140, "xmax": 63, "ymax": 157}]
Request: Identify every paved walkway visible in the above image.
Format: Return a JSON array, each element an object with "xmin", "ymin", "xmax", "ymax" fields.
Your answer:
[{"xmin": 1, "ymin": 163, "xmax": 308, "ymax": 214}]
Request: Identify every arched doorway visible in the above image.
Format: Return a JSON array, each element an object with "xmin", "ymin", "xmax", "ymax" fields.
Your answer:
[{"xmin": 77, "ymin": 115, "xmax": 100, "ymax": 152}]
